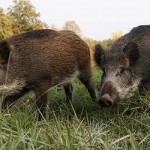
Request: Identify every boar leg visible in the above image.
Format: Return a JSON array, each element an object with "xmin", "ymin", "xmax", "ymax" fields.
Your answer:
[
  {"xmin": 78, "ymin": 69, "xmax": 96, "ymax": 101},
  {"xmin": 2, "ymin": 87, "xmax": 29, "ymax": 110},
  {"xmin": 139, "ymin": 79, "xmax": 150, "ymax": 96},
  {"xmin": 35, "ymin": 82, "xmax": 50, "ymax": 121},
  {"xmin": 63, "ymin": 83, "xmax": 73, "ymax": 103}
]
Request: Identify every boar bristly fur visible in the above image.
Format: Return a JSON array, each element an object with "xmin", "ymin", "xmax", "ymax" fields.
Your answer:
[
  {"xmin": 0, "ymin": 29, "xmax": 96, "ymax": 120},
  {"xmin": 94, "ymin": 25, "xmax": 150, "ymax": 107}
]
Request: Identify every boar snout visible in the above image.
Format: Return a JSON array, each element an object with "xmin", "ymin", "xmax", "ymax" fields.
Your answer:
[
  {"xmin": 99, "ymin": 81, "xmax": 118, "ymax": 107},
  {"xmin": 99, "ymin": 94, "xmax": 114, "ymax": 107}
]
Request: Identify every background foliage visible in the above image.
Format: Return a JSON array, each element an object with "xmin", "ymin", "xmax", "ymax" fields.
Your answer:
[
  {"xmin": 0, "ymin": 0, "xmax": 123, "ymax": 67},
  {"xmin": 0, "ymin": 0, "xmax": 48, "ymax": 39}
]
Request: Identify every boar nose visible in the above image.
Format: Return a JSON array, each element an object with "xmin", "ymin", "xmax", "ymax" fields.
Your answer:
[
  {"xmin": 99, "ymin": 81, "xmax": 117, "ymax": 107},
  {"xmin": 99, "ymin": 94, "xmax": 114, "ymax": 107}
]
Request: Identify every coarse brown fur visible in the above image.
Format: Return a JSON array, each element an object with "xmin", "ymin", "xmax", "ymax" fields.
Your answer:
[{"xmin": 0, "ymin": 29, "xmax": 96, "ymax": 120}]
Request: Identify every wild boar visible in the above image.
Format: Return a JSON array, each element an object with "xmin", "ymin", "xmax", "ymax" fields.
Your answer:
[
  {"xmin": 94, "ymin": 25, "xmax": 150, "ymax": 107},
  {"xmin": 0, "ymin": 29, "xmax": 96, "ymax": 120}
]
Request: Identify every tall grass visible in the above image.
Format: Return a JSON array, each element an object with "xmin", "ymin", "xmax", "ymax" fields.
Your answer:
[{"xmin": 0, "ymin": 68, "xmax": 149, "ymax": 150}]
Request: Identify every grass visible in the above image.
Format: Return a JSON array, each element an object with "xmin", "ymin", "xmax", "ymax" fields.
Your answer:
[{"xmin": 0, "ymin": 68, "xmax": 150, "ymax": 150}]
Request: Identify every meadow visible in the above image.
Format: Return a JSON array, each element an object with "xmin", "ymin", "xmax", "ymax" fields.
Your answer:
[{"xmin": 0, "ymin": 68, "xmax": 149, "ymax": 150}]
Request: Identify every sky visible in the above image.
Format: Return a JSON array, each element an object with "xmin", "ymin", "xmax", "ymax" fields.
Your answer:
[{"xmin": 0, "ymin": 0, "xmax": 150, "ymax": 40}]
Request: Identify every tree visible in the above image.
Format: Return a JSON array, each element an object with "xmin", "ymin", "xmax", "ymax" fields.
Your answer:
[
  {"xmin": 111, "ymin": 31, "xmax": 123, "ymax": 41},
  {"xmin": 63, "ymin": 20, "xmax": 81, "ymax": 36},
  {"xmin": 51, "ymin": 24, "xmax": 59, "ymax": 31},
  {"xmin": 8, "ymin": 0, "xmax": 48, "ymax": 34},
  {"xmin": 0, "ymin": 8, "xmax": 13, "ymax": 39}
]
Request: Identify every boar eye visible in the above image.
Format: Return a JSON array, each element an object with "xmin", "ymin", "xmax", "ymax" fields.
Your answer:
[
  {"xmin": 120, "ymin": 67, "xmax": 126, "ymax": 74},
  {"xmin": 116, "ymin": 67, "xmax": 127, "ymax": 76}
]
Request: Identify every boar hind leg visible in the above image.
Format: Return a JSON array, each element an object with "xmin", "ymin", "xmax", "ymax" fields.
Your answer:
[
  {"xmin": 63, "ymin": 83, "xmax": 73, "ymax": 103},
  {"xmin": 2, "ymin": 87, "xmax": 29, "ymax": 110},
  {"xmin": 35, "ymin": 82, "xmax": 50, "ymax": 121},
  {"xmin": 78, "ymin": 69, "xmax": 96, "ymax": 101}
]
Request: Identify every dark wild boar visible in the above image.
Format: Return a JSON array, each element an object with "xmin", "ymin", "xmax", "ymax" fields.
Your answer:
[
  {"xmin": 0, "ymin": 29, "xmax": 96, "ymax": 120},
  {"xmin": 94, "ymin": 25, "xmax": 150, "ymax": 107}
]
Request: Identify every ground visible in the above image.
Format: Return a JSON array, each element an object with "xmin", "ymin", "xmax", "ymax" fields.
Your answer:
[{"xmin": 0, "ymin": 68, "xmax": 149, "ymax": 150}]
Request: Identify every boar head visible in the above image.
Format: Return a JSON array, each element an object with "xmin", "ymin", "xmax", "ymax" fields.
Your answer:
[{"xmin": 94, "ymin": 42, "xmax": 141, "ymax": 107}]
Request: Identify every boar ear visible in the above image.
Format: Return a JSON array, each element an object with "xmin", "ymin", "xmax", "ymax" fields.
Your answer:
[
  {"xmin": 0, "ymin": 40, "xmax": 12, "ymax": 64},
  {"xmin": 94, "ymin": 44, "xmax": 106, "ymax": 67},
  {"xmin": 123, "ymin": 42, "xmax": 139, "ymax": 66}
]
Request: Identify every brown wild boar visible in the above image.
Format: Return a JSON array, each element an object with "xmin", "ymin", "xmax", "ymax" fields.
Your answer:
[
  {"xmin": 94, "ymin": 25, "xmax": 150, "ymax": 107},
  {"xmin": 0, "ymin": 29, "xmax": 96, "ymax": 120}
]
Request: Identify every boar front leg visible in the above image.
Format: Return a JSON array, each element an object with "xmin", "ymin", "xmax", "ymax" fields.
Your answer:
[
  {"xmin": 35, "ymin": 82, "xmax": 51, "ymax": 121},
  {"xmin": 139, "ymin": 79, "xmax": 150, "ymax": 96}
]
